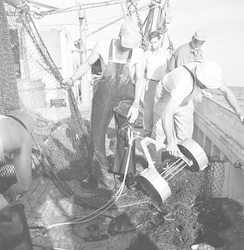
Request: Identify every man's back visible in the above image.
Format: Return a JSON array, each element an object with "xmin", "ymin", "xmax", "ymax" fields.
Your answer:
[
  {"xmin": 0, "ymin": 110, "xmax": 34, "ymax": 157},
  {"xmin": 1, "ymin": 110, "xmax": 34, "ymax": 204}
]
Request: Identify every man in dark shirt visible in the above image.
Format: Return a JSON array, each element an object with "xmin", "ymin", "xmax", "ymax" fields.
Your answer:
[{"xmin": 168, "ymin": 30, "xmax": 207, "ymax": 71}]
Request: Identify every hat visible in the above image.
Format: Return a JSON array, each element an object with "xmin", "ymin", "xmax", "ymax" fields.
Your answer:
[
  {"xmin": 196, "ymin": 60, "xmax": 223, "ymax": 89},
  {"xmin": 193, "ymin": 30, "xmax": 207, "ymax": 41},
  {"xmin": 120, "ymin": 21, "xmax": 141, "ymax": 48}
]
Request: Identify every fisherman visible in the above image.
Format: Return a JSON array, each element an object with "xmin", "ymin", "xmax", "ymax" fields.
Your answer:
[
  {"xmin": 0, "ymin": 109, "xmax": 35, "ymax": 207},
  {"xmin": 61, "ymin": 20, "xmax": 144, "ymax": 181},
  {"xmin": 168, "ymin": 30, "xmax": 207, "ymax": 71},
  {"xmin": 164, "ymin": 30, "xmax": 210, "ymax": 140},
  {"xmin": 152, "ymin": 60, "xmax": 244, "ymax": 159},
  {"xmin": 143, "ymin": 31, "xmax": 169, "ymax": 138}
]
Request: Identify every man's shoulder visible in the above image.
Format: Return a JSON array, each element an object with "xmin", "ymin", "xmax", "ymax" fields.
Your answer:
[
  {"xmin": 176, "ymin": 43, "xmax": 190, "ymax": 52},
  {"xmin": 132, "ymin": 47, "xmax": 144, "ymax": 60},
  {"xmin": 92, "ymin": 39, "xmax": 112, "ymax": 61},
  {"xmin": 132, "ymin": 47, "xmax": 144, "ymax": 53}
]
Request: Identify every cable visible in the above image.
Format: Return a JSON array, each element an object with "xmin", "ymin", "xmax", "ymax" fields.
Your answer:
[{"xmin": 41, "ymin": 126, "xmax": 140, "ymax": 230}]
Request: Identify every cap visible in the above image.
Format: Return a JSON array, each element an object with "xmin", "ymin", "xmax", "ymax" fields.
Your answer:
[
  {"xmin": 193, "ymin": 30, "xmax": 207, "ymax": 42},
  {"xmin": 196, "ymin": 60, "xmax": 223, "ymax": 89},
  {"xmin": 120, "ymin": 21, "xmax": 141, "ymax": 48}
]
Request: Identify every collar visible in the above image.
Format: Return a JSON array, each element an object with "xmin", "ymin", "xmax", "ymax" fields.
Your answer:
[{"xmin": 189, "ymin": 42, "xmax": 198, "ymax": 55}]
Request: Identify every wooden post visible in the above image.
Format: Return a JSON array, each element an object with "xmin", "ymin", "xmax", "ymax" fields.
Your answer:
[{"xmin": 76, "ymin": 0, "xmax": 90, "ymax": 106}]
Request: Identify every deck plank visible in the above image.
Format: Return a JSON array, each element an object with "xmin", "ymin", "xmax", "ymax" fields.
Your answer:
[{"xmin": 24, "ymin": 175, "xmax": 137, "ymax": 250}]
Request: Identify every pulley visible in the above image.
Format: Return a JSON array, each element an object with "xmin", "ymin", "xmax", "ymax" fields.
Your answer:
[
  {"xmin": 164, "ymin": 1, "xmax": 172, "ymax": 24},
  {"xmin": 136, "ymin": 138, "xmax": 208, "ymax": 204}
]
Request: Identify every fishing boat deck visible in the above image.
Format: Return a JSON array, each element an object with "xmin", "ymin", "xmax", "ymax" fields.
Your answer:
[
  {"xmin": 2, "ymin": 104, "xmax": 243, "ymax": 250},
  {"xmin": 23, "ymin": 105, "xmax": 138, "ymax": 250},
  {"xmin": 22, "ymin": 169, "xmax": 244, "ymax": 250},
  {"xmin": 22, "ymin": 174, "xmax": 137, "ymax": 250},
  {"xmin": 21, "ymin": 104, "xmax": 244, "ymax": 250}
]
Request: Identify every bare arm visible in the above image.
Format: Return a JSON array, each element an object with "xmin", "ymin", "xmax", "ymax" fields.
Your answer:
[
  {"xmin": 13, "ymin": 137, "xmax": 33, "ymax": 196},
  {"xmin": 62, "ymin": 41, "xmax": 101, "ymax": 87},
  {"xmin": 127, "ymin": 50, "xmax": 145, "ymax": 123},
  {"xmin": 133, "ymin": 51, "xmax": 145, "ymax": 104},
  {"xmin": 219, "ymin": 80, "xmax": 244, "ymax": 124},
  {"xmin": 161, "ymin": 96, "xmax": 182, "ymax": 157}
]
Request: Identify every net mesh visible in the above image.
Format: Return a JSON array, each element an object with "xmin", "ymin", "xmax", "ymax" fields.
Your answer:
[
  {"xmin": 1, "ymin": 1, "xmax": 114, "ymax": 208},
  {"xmin": 0, "ymin": 2, "xmax": 228, "ymax": 249}
]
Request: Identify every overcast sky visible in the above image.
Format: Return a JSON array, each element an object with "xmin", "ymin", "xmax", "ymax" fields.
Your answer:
[{"xmin": 34, "ymin": 0, "xmax": 244, "ymax": 86}]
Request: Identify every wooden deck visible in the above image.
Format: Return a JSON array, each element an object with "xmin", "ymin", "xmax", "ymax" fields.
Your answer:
[
  {"xmin": 3, "ymin": 102, "xmax": 244, "ymax": 250},
  {"xmin": 22, "ymin": 175, "xmax": 137, "ymax": 250},
  {"xmin": 21, "ymin": 173, "xmax": 244, "ymax": 250},
  {"xmin": 18, "ymin": 105, "xmax": 141, "ymax": 250}
]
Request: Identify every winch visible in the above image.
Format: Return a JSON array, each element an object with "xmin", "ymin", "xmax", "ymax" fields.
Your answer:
[{"xmin": 136, "ymin": 137, "xmax": 209, "ymax": 204}]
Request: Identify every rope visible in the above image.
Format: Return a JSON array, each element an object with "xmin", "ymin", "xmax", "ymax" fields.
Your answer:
[
  {"xmin": 43, "ymin": 125, "xmax": 140, "ymax": 229},
  {"xmin": 126, "ymin": 0, "xmax": 147, "ymax": 49}
]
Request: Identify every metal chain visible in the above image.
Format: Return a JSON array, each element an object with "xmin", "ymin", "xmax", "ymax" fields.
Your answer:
[
  {"xmin": 167, "ymin": 33, "xmax": 175, "ymax": 56},
  {"xmin": 157, "ymin": 0, "xmax": 175, "ymax": 55},
  {"xmin": 126, "ymin": 0, "xmax": 146, "ymax": 49},
  {"xmin": 164, "ymin": 0, "xmax": 175, "ymax": 55}
]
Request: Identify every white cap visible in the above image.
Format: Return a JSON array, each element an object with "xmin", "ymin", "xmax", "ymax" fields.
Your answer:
[
  {"xmin": 120, "ymin": 21, "xmax": 141, "ymax": 48},
  {"xmin": 196, "ymin": 60, "xmax": 223, "ymax": 89},
  {"xmin": 193, "ymin": 30, "xmax": 207, "ymax": 41}
]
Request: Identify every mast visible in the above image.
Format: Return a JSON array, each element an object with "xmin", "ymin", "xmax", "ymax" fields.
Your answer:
[{"xmin": 76, "ymin": 0, "xmax": 90, "ymax": 106}]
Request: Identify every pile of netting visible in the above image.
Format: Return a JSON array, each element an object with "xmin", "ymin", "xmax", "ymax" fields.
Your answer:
[
  {"xmin": 0, "ymin": 1, "xmax": 229, "ymax": 249},
  {"xmin": 123, "ymin": 159, "xmax": 230, "ymax": 249},
  {"xmin": 1, "ymin": 0, "xmax": 115, "ymax": 208}
]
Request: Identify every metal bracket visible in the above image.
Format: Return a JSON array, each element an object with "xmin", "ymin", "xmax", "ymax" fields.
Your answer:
[{"xmin": 140, "ymin": 137, "xmax": 193, "ymax": 169}]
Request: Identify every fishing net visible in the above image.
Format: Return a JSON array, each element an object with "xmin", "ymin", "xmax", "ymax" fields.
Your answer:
[
  {"xmin": 0, "ymin": 1, "xmax": 230, "ymax": 249},
  {"xmin": 200, "ymin": 157, "xmax": 226, "ymax": 198},
  {"xmin": 1, "ymin": 1, "xmax": 113, "ymax": 208}
]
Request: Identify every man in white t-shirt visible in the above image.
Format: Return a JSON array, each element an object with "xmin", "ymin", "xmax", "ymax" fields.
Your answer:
[
  {"xmin": 152, "ymin": 60, "xmax": 244, "ymax": 159},
  {"xmin": 143, "ymin": 31, "xmax": 169, "ymax": 137}
]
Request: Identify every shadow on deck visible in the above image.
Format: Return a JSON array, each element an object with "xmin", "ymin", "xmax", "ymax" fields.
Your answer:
[{"xmin": 23, "ymin": 175, "xmax": 138, "ymax": 250}]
